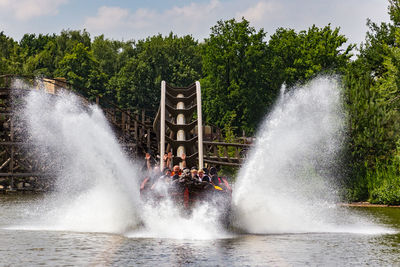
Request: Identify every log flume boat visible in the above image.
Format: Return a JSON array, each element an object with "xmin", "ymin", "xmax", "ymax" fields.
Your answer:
[{"xmin": 140, "ymin": 170, "xmax": 232, "ymax": 225}]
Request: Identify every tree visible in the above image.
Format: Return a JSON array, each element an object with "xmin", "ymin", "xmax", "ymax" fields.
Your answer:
[
  {"xmin": 54, "ymin": 30, "xmax": 92, "ymax": 71},
  {"xmin": 0, "ymin": 31, "xmax": 23, "ymax": 74},
  {"xmin": 343, "ymin": 0, "xmax": 400, "ymax": 203},
  {"xmin": 92, "ymin": 35, "xmax": 129, "ymax": 78},
  {"xmin": 109, "ymin": 33, "xmax": 202, "ymax": 113},
  {"xmin": 201, "ymin": 18, "xmax": 271, "ymax": 135},
  {"xmin": 23, "ymin": 40, "xmax": 58, "ymax": 76},
  {"xmin": 19, "ymin": 33, "xmax": 56, "ymax": 58},
  {"xmin": 55, "ymin": 42, "xmax": 106, "ymax": 98},
  {"xmin": 268, "ymin": 24, "xmax": 354, "ymax": 87}
]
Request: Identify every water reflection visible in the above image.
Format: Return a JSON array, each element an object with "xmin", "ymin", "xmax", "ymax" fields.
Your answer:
[{"xmin": 1, "ymin": 196, "xmax": 399, "ymax": 266}]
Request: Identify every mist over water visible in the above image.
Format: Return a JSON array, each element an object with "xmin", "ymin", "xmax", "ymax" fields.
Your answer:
[
  {"xmin": 18, "ymin": 88, "xmax": 142, "ymax": 233},
  {"xmin": 10, "ymin": 83, "xmax": 225, "ymax": 239},
  {"xmin": 5, "ymin": 78, "xmax": 393, "ymax": 239},
  {"xmin": 233, "ymin": 77, "xmax": 391, "ymax": 234}
]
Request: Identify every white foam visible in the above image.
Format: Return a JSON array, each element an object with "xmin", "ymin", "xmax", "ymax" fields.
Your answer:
[
  {"xmin": 16, "ymin": 87, "xmax": 142, "ymax": 234},
  {"xmin": 126, "ymin": 200, "xmax": 232, "ymax": 240},
  {"xmin": 6, "ymin": 78, "xmax": 395, "ymax": 238},
  {"xmin": 232, "ymin": 77, "xmax": 395, "ymax": 235},
  {"xmin": 9, "ymin": 82, "xmax": 229, "ymax": 239}
]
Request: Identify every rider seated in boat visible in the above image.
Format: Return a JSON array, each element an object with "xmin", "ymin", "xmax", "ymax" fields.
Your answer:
[
  {"xmin": 209, "ymin": 167, "xmax": 222, "ymax": 186},
  {"xmin": 190, "ymin": 167, "xmax": 199, "ymax": 181},
  {"xmin": 171, "ymin": 153, "xmax": 186, "ymax": 180},
  {"xmin": 198, "ymin": 169, "xmax": 211, "ymax": 183},
  {"xmin": 151, "ymin": 167, "xmax": 172, "ymax": 193}
]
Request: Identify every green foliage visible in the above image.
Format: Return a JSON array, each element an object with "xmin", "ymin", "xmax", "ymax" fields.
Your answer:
[
  {"xmin": 109, "ymin": 33, "xmax": 202, "ymax": 113},
  {"xmin": 343, "ymin": 1, "xmax": 400, "ymax": 204},
  {"xmin": 201, "ymin": 19, "xmax": 353, "ymax": 136},
  {"xmin": 218, "ymin": 113, "xmax": 240, "ymax": 178},
  {"xmin": 23, "ymin": 40, "xmax": 58, "ymax": 76},
  {"xmin": 268, "ymin": 25, "xmax": 354, "ymax": 87},
  {"xmin": 389, "ymin": 0, "xmax": 400, "ymax": 27},
  {"xmin": 201, "ymin": 18, "xmax": 272, "ymax": 135},
  {"xmin": 4, "ymin": 9, "xmax": 400, "ymax": 204},
  {"xmin": 55, "ymin": 42, "xmax": 107, "ymax": 98},
  {"xmin": 19, "ymin": 33, "xmax": 56, "ymax": 58},
  {"xmin": 369, "ymin": 163, "xmax": 400, "ymax": 205},
  {"xmin": 92, "ymin": 35, "xmax": 132, "ymax": 78},
  {"xmin": 0, "ymin": 31, "xmax": 23, "ymax": 74}
]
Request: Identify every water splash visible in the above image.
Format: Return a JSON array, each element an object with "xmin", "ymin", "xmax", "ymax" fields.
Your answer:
[
  {"xmin": 17, "ymin": 88, "xmax": 143, "ymax": 233},
  {"xmin": 10, "ymin": 82, "xmax": 226, "ymax": 239},
  {"xmin": 127, "ymin": 200, "xmax": 230, "ymax": 239},
  {"xmin": 232, "ymin": 77, "xmax": 392, "ymax": 234},
  {"xmin": 5, "ymin": 78, "xmax": 394, "ymax": 238}
]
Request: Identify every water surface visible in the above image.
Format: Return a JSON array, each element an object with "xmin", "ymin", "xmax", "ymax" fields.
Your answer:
[{"xmin": 1, "ymin": 195, "xmax": 399, "ymax": 266}]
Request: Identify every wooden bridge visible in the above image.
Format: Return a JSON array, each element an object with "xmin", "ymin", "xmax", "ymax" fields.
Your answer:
[{"xmin": 0, "ymin": 74, "xmax": 252, "ymax": 191}]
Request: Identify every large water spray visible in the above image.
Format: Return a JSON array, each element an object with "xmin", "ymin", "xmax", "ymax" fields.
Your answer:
[
  {"xmin": 18, "ymin": 88, "xmax": 143, "ymax": 233},
  {"xmin": 14, "ymin": 83, "xmax": 226, "ymax": 239},
  {"xmin": 232, "ymin": 77, "xmax": 382, "ymax": 234},
  {"xmin": 9, "ymin": 78, "xmax": 391, "ymax": 237}
]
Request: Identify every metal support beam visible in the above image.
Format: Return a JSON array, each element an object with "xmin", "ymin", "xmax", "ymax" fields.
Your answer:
[
  {"xmin": 160, "ymin": 81, "xmax": 166, "ymax": 170},
  {"xmin": 196, "ymin": 81, "xmax": 203, "ymax": 169}
]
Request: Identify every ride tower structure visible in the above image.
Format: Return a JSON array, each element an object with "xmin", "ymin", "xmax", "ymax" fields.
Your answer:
[{"xmin": 156, "ymin": 81, "xmax": 203, "ymax": 170}]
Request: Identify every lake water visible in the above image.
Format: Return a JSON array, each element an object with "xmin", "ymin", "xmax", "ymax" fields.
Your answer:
[{"xmin": 1, "ymin": 194, "xmax": 399, "ymax": 266}]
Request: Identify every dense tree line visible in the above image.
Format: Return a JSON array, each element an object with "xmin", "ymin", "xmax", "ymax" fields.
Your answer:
[
  {"xmin": 0, "ymin": 20, "xmax": 351, "ymax": 133},
  {"xmin": 344, "ymin": 0, "xmax": 400, "ymax": 204},
  {"xmin": 1, "ymin": 0, "xmax": 399, "ymax": 204}
]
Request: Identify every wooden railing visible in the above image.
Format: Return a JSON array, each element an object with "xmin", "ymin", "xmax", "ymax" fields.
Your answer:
[
  {"xmin": 0, "ymin": 74, "xmax": 255, "ymax": 192},
  {"xmin": 0, "ymin": 74, "xmax": 157, "ymax": 191},
  {"xmin": 203, "ymin": 141, "xmax": 253, "ymax": 167}
]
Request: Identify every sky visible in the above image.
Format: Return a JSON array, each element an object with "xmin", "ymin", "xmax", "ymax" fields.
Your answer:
[{"xmin": 0, "ymin": 0, "xmax": 391, "ymax": 47}]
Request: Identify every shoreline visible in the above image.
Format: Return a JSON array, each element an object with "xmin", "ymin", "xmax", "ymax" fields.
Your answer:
[
  {"xmin": 341, "ymin": 202, "xmax": 400, "ymax": 208},
  {"xmin": 1, "ymin": 193, "xmax": 400, "ymax": 208}
]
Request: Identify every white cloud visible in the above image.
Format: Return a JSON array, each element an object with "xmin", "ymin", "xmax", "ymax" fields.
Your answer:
[
  {"xmin": 236, "ymin": 1, "xmax": 282, "ymax": 23},
  {"xmin": 85, "ymin": 6, "xmax": 129, "ymax": 31},
  {"xmin": 1, "ymin": 0, "xmax": 387, "ymax": 46},
  {"xmin": 166, "ymin": 0, "xmax": 220, "ymax": 20},
  {"xmin": 0, "ymin": 0, "xmax": 68, "ymax": 20},
  {"xmin": 82, "ymin": 0, "xmax": 390, "ymax": 46},
  {"xmin": 84, "ymin": 0, "xmax": 223, "ymax": 40}
]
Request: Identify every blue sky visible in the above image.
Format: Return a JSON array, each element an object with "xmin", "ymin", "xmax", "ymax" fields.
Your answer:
[{"xmin": 0, "ymin": 0, "xmax": 390, "ymax": 46}]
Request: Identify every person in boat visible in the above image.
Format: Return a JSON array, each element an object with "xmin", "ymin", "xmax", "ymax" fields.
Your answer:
[
  {"xmin": 178, "ymin": 168, "xmax": 192, "ymax": 184},
  {"xmin": 163, "ymin": 152, "xmax": 173, "ymax": 170},
  {"xmin": 197, "ymin": 169, "xmax": 204, "ymax": 182},
  {"xmin": 151, "ymin": 167, "xmax": 172, "ymax": 194},
  {"xmin": 209, "ymin": 167, "xmax": 220, "ymax": 185},
  {"xmin": 190, "ymin": 167, "xmax": 199, "ymax": 181},
  {"xmin": 145, "ymin": 152, "xmax": 152, "ymax": 174},
  {"xmin": 200, "ymin": 168, "xmax": 211, "ymax": 183},
  {"xmin": 163, "ymin": 167, "xmax": 172, "ymax": 177},
  {"xmin": 171, "ymin": 165, "xmax": 181, "ymax": 180},
  {"xmin": 171, "ymin": 153, "xmax": 187, "ymax": 180},
  {"xmin": 141, "ymin": 153, "xmax": 157, "ymax": 191}
]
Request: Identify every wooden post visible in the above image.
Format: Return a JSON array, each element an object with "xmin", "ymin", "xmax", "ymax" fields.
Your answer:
[
  {"xmin": 213, "ymin": 144, "xmax": 218, "ymax": 157},
  {"xmin": 195, "ymin": 81, "xmax": 203, "ymax": 169},
  {"xmin": 134, "ymin": 113, "xmax": 139, "ymax": 157},
  {"xmin": 160, "ymin": 81, "xmax": 166, "ymax": 170},
  {"xmin": 9, "ymin": 119, "xmax": 14, "ymax": 190},
  {"xmin": 96, "ymin": 96, "xmax": 99, "ymax": 105},
  {"xmin": 147, "ymin": 128, "xmax": 151, "ymax": 150},
  {"xmin": 141, "ymin": 110, "xmax": 145, "ymax": 141},
  {"xmin": 235, "ymin": 146, "xmax": 239, "ymax": 159},
  {"xmin": 127, "ymin": 111, "xmax": 131, "ymax": 133},
  {"xmin": 121, "ymin": 112, "xmax": 126, "ymax": 133},
  {"xmin": 4, "ymin": 76, "xmax": 9, "ymax": 88},
  {"xmin": 135, "ymin": 114, "xmax": 139, "ymax": 140},
  {"xmin": 224, "ymin": 145, "xmax": 229, "ymax": 160}
]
